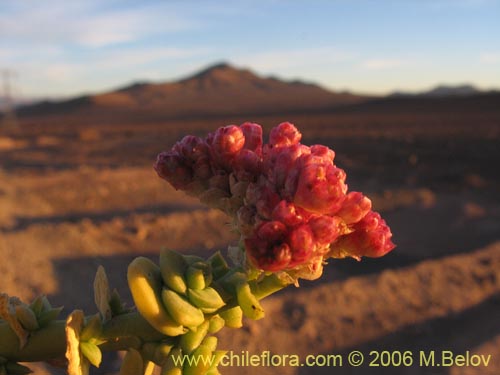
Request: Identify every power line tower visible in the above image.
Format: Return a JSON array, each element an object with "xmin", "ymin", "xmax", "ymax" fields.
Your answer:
[{"xmin": 1, "ymin": 69, "xmax": 19, "ymax": 129}]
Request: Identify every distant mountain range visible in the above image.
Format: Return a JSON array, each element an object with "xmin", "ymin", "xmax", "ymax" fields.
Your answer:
[
  {"xmin": 389, "ymin": 84, "xmax": 497, "ymax": 98},
  {"xmin": 7, "ymin": 63, "xmax": 499, "ymax": 119},
  {"xmin": 15, "ymin": 63, "xmax": 367, "ymax": 119}
]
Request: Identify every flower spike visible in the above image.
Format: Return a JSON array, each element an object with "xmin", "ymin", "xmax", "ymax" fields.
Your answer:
[{"xmin": 156, "ymin": 122, "xmax": 395, "ymax": 282}]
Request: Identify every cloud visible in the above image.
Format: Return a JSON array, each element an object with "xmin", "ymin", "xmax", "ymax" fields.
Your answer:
[
  {"xmin": 234, "ymin": 47, "xmax": 354, "ymax": 72},
  {"xmin": 31, "ymin": 46, "xmax": 211, "ymax": 79},
  {"xmin": 0, "ymin": 1, "xmax": 198, "ymax": 48},
  {"xmin": 74, "ymin": 8, "xmax": 197, "ymax": 47},
  {"xmin": 16, "ymin": 45, "xmax": 212, "ymax": 97},
  {"xmin": 480, "ymin": 52, "xmax": 500, "ymax": 64},
  {"xmin": 360, "ymin": 59, "xmax": 407, "ymax": 70},
  {"xmin": 87, "ymin": 47, "xmax": 213, "ymax": 70},
  {"xmin": 0, "ymin": 45, "xmax": 63, "ymax": 62},
  {"xmin": 43, "ymin": 64, "xmax": 75, "ymax": 82}
]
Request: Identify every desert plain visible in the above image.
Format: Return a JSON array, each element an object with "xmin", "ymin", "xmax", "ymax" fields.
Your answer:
[{"xmin": 0, "ymin": 64, "xmax": 499, "ymax": 374}]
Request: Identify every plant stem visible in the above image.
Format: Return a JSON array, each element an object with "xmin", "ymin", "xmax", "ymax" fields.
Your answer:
[
  {"xmin": 251, "ymin": 273, "xmax": 292, "ymax": 300},
  {"xmin": 0, "ymin": 320, "xmax": 67, "ymax": 362},
  {"xmin": 0, "ymin": 312, "xmax": 163, "ymax": 363},
  {"xmin": 0, "ymin": 271, "xmax": 291, "ymax": 364}
]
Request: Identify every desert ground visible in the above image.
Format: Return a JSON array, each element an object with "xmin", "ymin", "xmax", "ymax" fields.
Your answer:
[{"xmin": 1, "ymin": 99, "xmax": 499, "ymax": 374}]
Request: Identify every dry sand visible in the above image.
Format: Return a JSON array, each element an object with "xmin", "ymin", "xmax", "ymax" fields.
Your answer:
[{"xmin": 1, "ymin": 110, "xmax": 499, "ymax": 374}]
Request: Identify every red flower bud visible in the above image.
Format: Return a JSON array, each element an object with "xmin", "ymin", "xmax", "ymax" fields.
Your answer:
[
  {"xmin": 212, "ymin": 125, "xmax": 245, "ymax": 161},
  {"xmin": 272, "ymin": 144, "xmax": 310, "ymax": 194},
  {"xmin": 154, "ymin": 152, "xmax": 192, "ymax": 190},
  {"xmin": 155, "ymin": 121, "xmax": 395, "ymax": 279},
  {"xmin": 294, "ymin": 162, "xmax": 347, "ymax": 214},
  {"xmin": 246, "ymin": 222, "xmax": 292, "ymax": 272},
  {"xmin": 257, "ymin": 221, "xmax": 287, "ymax": 242},
  {"xmin": 246, "ymin": 239, "xmax": 292, "ymax": 272},
  {"xmin": 309, "ymin": 215, "xmax": 343, "ymax": 245},
  {"xmin": 310, "ymin": 144, "xmax": 335, "ymax": 163},
  {"xmin": 288, "ymin": 224, "xmax": 314, "ymax": 265},
  {"xmin": 272, "ymin": 200, "xmax": 307, "ymax": 227},
  {"xmin": 234, "ymin": 149, "xmax": 262, "ymax": 180},
  {"xmin": 334, "ymin": 211, "xmax": 395, "ymax": 258},
  {"xmin": 269, "ymin": 122, "xmax": 302, "ymax": 147},
  {"xmin": 337, "ymin": 192, "xmax": 372, "ymax": 225},
  {"xmin": 240, "ymin": 122, "xmax": 263, "ymax": 155},
  {"xmin": 174, "ymin": 135, "xmax": 209, "ymax": 162}
]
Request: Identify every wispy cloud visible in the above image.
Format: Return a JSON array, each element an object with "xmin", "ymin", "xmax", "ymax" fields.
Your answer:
[
  {"xmin": 0, "ymin": 45, "xmax": 63, "ymax": 62},
  {"xmin": 17, "ymin": 45, "xmax": 212, "ymax": 96},
  {"xmin": 234, "ymin": 47, "xmax": 354, "ymax": 72},
  {"xmin": 360, "ymin": 59, "xmax": 407, "ymax": 70},
  {"xmin": 43, "ymin": 64, "xmax": 75, "ymax": 82},
  {"xmin": 74, "ymin": 8, "xmax": 197, "ymax": 47},
  {"xmin": 480, "ymin": 52, "xmax": 500, "ymax": 64},
  {"xmin": 0, "ymin": 1, "xmax": 198, "ymax": 48}
]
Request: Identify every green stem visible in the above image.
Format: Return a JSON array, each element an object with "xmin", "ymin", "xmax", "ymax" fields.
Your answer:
[
  {"xmin": 0, "ymin": 271, "xmax": 291, "ymax": 364},
  {"xmin": 0, "ymin": 320, "xmax": 67, "ymax": 362},
  {"xmin": 99, "ymin": 312, "xmax": 165, "ymax": 343},
  {"xmin": 251, "ymin": 273, "xmax": 291, "ymax": 300},
  {"xmin": 0, "ymin": 312, "xmax": 164, "ymax": 363}
]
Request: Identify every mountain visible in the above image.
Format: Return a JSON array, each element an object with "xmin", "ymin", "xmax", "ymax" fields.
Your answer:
[
  {"xmin": 17, "ymin": 62, "xmax": 368, "ymax": 119},
  {"xmin": 423, "ymin": 84, "xmax": 482, "ymax": 97},
  {"xmin": 389, "ymin": 84, "xmax": 485, "ymax": 98}
]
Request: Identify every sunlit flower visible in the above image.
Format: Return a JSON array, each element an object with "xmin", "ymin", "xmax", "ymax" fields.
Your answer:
[{"xmin": 155, "ymin": 122, "xmax": 395, "ymax": 281}]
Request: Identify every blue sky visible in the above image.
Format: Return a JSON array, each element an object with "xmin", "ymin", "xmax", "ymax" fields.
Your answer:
[{"xmin": 1, "ymin": 0, "xmax": 499, "ymax": 99}]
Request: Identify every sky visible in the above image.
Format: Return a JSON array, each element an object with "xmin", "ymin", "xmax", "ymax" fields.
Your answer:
[{"xmin": 1, "ymin": 0, "xmax": 500, "ymax": 100}]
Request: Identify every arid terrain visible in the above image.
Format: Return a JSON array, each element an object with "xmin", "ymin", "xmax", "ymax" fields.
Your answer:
[{"xmin": 0, "ymin": 64, "xmax": 499, "ymax": 374}]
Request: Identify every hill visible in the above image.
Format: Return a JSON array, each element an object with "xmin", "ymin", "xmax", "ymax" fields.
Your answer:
[
  {"xmin": 337, "ymin": 91, "xmax": 500, "ymax": 114},
  {"xmin": 389, "ymin": 84, "xmax": 495, "ymax": 98},
  {"xmin": 16, "ymin": 63, "xmax": 368, "ymax": 120}
]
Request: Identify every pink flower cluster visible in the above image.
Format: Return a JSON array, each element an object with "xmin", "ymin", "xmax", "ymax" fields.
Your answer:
[{"xmin": 155, "ymin": 122, "xmax": 395, "ymax": 279}]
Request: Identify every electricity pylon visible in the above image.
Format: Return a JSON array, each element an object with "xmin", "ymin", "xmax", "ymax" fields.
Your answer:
[{"xmin": 1, "ymin": 69, "xmax": 18, "ymax": 129}]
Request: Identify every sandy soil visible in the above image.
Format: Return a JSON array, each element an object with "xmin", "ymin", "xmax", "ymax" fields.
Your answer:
[{"xmin": 0, "ymin": 110, "xmax": 499, "ymax": 374}]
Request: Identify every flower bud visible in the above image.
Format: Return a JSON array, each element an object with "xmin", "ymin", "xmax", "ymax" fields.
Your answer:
[
  {"xmin": 154, "ymin": 152, "xmax": 193, "ymax": 190},
  {"xmin": 154, "ymin": 121, "xmax": 395, "ymax": 280},
  {"xmin": 272, "ymin": 144, "xmax": 310, "ymax": 193},
  {"xmin": 193, "ymin": 157, "xmax": 212, "ymax": 180},
  {"xmin": 294, "ymin": 162, "xmax": 347, "ymax": 214},
  {"xmin": 212, "ymin": 125, "xmax": 245, "ymax": 160},
  {"xmin": 269, "ymin": 122, "xmax": 301, "ymax": 147},
  {"xmin": 174, "ymin": 135, "xmax": 208, "ymax": 162},
  {"xmin": 337, "ymin": 192, "xmax": 372, "ymax": 225},
  {"xmin": 333, "ymin": 211, "xmax": 395, "ymax": 258},
  {"xmin": 234, "ymin": 149, "xmax": 262, "ymax": 180},
  {"xmin": 287, "ymin": 224, "xmax": 314, "ymax": 265},
  {"xmin": 309, "ymin": 215, "xmax": 343, "ymax": 245},
  {"xmin": 246, "ymin": 238, "xmax": 292, "ymax": 272},
  {"xmin": 240, "ymin": 122, "xmax": 263, "ymax": 155},
  {"xmin": 271, "ymin": 200, "xmax": 306, "ymax": 227},
  {"xmin": 310, "ymin": 144, "xmax": 335, "ymax": 163},
  {"xmin": 256, "ymin": 221, "xmax": 287, "ymax": 242}
]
